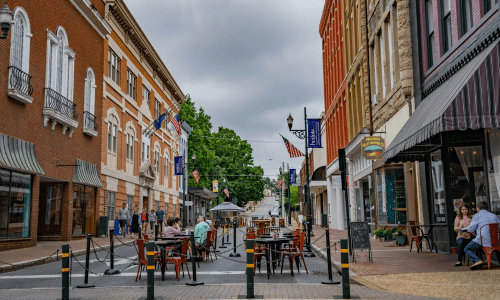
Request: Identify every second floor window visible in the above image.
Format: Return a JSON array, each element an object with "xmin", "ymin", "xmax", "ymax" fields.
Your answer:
[
  {"xmin": 154, "ymin": 151, "xmax": 160, "ymax": 173},
  {"xmin": 460, "ymin": 0, "xmax": 473, "ymax": 37},
  {"xmin": 155, "ymin": 99, "xmax": 161, "ymax": 120},
  {"xmin": 108, "ymin": 122, "xmax": 117, "ymax": 153},
  {"xmin": 442, "ymin": 0, "xmax": 452, "ymax": 53},
  {"xmin": 164, "ymin": 157, "xmax": 168, "ymax": 177},
  {"xmin": 10, "ymin": 9, "xmax": 31, "ymax": 73},
  {"xmin": 126, "ymin": 133, "xmax": 134, "ymax": 161},
  {"xmin": 425, "ymin": 0, "xmax": 435, "ymax": 69},
  {"xmin": 142, "ymin": 85, "xmax": 150, "ymax": 107},
  {"xmin": 127, "ymin": 69, "xmax": 137, "ymax": 100},
  {"xmin": 108, "ymin": 49, "xmax": 120, "ymax": 85},
  {"xmin": 47, "ymin": 28, "xmax": 75, "ymax": 100}
]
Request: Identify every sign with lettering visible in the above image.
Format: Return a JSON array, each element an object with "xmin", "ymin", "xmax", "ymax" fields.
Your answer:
[
  {"xmin": 307, "ymin": 119, "xmax": 322, "ymax": 148},
  {"xmin": 174, "ymin": 156, "xmax": 184, "ymax": 175},
  {"xmin": 290, "ymin": 169, "xmax": 296, "ymax": 184},
  {"xmin": 361, "ymin": 136, "xmax": 385, "ymax": 160},
  {"xmin": 350, "ymin": 221, "xmax": 371, "ymax": 251},
  {"xmin": 212, "ymin": 180, "xmax": 218, "ymax": 193}
]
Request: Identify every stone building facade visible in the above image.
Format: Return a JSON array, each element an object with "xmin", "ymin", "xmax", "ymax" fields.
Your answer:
[
  {"xmin": 101, "ymin": 0, "xmax": 185, "ymax": 230},
  {"xmin": 0, "ymin": 0, "xmax": 109, "ymax": 251}
]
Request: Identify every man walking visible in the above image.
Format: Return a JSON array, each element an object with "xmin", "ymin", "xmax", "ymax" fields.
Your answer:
[
  {"xmin": 117, "ymin": 203, "xmax": 130, "ymax": 238},
  {"xmin": 463, "ymin": 201, "xmax": 500, "ymax": 270},
  {"xmin": 156, "ymin": 208, "xmax": 165, "ymax": 233}
]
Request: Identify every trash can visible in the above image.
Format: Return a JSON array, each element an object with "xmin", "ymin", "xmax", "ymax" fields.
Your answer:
[
  {"xmin": 98, "ymin": 216, "xmax": 109, "ymax": 237},
  {"xmin": 322, "ymin": 214, "xmax": 328, "ymax": 228}
]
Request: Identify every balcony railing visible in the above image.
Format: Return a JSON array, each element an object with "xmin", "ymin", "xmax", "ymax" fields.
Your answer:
[
  {"xmin": 9, "ymin": 66, "xmax": 33, "ymax": 96},
  {"xmin": 44, "ymin": 88, "xmax": 78, "ymax": 120},
  {"xmin": 84, "ymin": 111, "xmax": 98, "ymax": 131}
]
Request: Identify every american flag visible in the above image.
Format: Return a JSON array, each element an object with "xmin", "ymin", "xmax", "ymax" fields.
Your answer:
[
  {"xmin": 223, "ymin": 187, "xmax": 229, "ymax": 198},
  {"xmin": 277, "ymin": 179, "xmax": 283, "ymax": 190},
  {"xmin": 279, "ymin": 134, "xmax": 304, "ymax": 158},
  {"xmin": 191, "ymin": 169, "xmax": 199, "ymax": 183},
  {"xmin": 170, "ymin": 113, "xmax": 181, "ymax": 135}
]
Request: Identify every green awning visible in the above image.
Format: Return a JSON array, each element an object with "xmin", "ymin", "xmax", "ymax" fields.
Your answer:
[
  {"xmin": 0, "ymin": 133, "xmax": 44, "ymax": 175},
  {"xmin": 73, "ymin": 159, "xmax": 104, "ymax": 187}
]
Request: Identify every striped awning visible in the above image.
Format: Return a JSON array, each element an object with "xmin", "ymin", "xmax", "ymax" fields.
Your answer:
[
  {"xmin": 73, "ymin": 159, "xmax": 104, "ymax": 187},
  {"xmin": 0, "ymin": 133, "xmax": 44, "ymax": 174},
  {"xmin": 385, "ymin": 39, "xmax": 500, "ymax": 162}
]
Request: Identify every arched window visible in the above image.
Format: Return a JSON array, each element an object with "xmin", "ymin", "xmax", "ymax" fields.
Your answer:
[
  {"xmin": 8, "ymin": 7, "xmax": 32, "ymax": 104},
  {"xmin": 46, "ymin": 27, "xmax": 75, "ymax": 100},
  {"xmin": 83, "ymin": 68, "xmax": 97, "ymax": 135}
]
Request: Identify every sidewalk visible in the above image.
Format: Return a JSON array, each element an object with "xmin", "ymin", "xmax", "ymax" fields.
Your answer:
[
  {"xmin": 0, "ymin": 234, "xmax": 135, "ymax": 273},
  {"xmin": 0, "ymin": 283, "xmax": 436, "ymax": 299}
]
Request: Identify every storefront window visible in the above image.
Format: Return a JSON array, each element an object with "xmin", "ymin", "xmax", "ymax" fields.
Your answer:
[
  {"xmin": 0, "ymin": 169, "xmax": 32, "ymax": 239},
  {"xmin": 73, "ymin": 185, "xmax": 96, "ymax": 236},
  {"xmin": 486, "ymin": 128, "xmax": 500, "ymax": 216},
  {"xmin": 385, "ymin": 168, "xmax": 406, "ymax": 224},
  {"xmin": 375, "ymin": 169, "xmax": 387, "ymax": 225},
  {"xmin": 431, "ymin": 150, "xmax": 446, "ymax": 223},
  {"xmin": 38, "ymin": 183, "xmax": 63, "ymax": 235}
]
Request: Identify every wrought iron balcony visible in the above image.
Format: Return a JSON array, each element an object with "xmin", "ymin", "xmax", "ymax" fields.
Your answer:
[
  {"xmin": 83, "ymin": 111, "xmax": 98, "ymax": 137},
  {"xmin": 43, "ymin": 88, "xmax": 79, "ymax": 137},
  {"xmin": 7, "ymin": 66, "xmax": 34, "ymax": 104}
]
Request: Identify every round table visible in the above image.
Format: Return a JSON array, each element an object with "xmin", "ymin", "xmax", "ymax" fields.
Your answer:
[
  {"xmin": 252, "ymin": 238, "xmax": 295, "ymax": 279},
  {"xmin": 154, "ymin": 240, "xmax": 177, "ymax": 281}
]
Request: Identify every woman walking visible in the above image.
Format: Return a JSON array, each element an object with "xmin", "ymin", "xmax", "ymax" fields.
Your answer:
[
  {"xmin": 141, "ymin": 208, "xmax": 148, "ymax": 234},
  {"xmin": 130, "ymin": 208, "xmax": 140, "ymax": 239},
  {"xmin": 149, "ymin": 209, "xmax": 156, "ymax": 234}
]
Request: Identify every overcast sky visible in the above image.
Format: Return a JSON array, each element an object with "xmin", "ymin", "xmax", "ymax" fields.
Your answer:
[{"xmin": 124, "ymin": 0, "xmax": 325, "ymax": 179}]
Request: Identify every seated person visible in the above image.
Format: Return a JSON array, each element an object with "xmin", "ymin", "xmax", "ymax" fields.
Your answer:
[
  {"xmin": 163, "ymin": 218, "xmax": 182, "ymax": 238},
  {"xmin": 463, "ymin": 201, "xmax": 500, "ymax": 270},
  {"xmin": 194, "ymin": 215, "xmax": 210, "ymax": 247},
  {"xmin": 454, "ymin": 203, "xmax": 473, "ymax": 266}
]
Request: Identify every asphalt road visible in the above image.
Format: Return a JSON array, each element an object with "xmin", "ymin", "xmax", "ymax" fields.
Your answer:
[
  {"xmin": 0, "ymin": 225, "xmax": 337, "ymax": 290},
  {"xmin": 249, "ymin": 196, "xmax": 278, "ymax": 218}
]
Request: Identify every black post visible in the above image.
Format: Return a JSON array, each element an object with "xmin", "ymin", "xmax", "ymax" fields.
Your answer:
[
  {"xmin": 219, "ymin": 225, "xmax": 227, "ymax": 248},
  {"xmin": 287, "ymin": 163, "xmax": 291, "ymax": 226},
  {"xmin": 341, "ymin": 239, "xmax": 350, "ymax": 299},
  {"xmin": 155, "ymin": 224, "xmax": 159, "ymax": 241},
  {"xmin": 338, "ymin": 148, "xmax": 352, "ymax": 256},
  {"xmin": 77, "ymin": 234, "xmax": 95, "ymax": 288},
  {"xmin": 321, "ymin": 228, "xmax": 340, "ymax": 284},
  {"xmin": 186, "ymin": 231, "xmax": 204, "ymax": 286},
  {"xmin": 229, "ymin": 221, "xmax": 241, "ymax": 257},
  {"xmin": 61, "ymin": 244, "xmax": 69, "ymax": 300},
  {"xmin": 104, "ymin": 229, "xmax": 120, "ymax": 275},
  {"xmin": 226, "ymin": 223, "xmax": 231, "ymax": 244},
  {"xmin": 238, "ymin": 240, "xmax": 263, "ymax": 299}
]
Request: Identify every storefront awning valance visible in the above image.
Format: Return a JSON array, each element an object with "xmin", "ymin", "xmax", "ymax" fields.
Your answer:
[
  {"xmin": 0, "ymin": 133, "xmax": 44, "ymax": 175},
  {"xmin": 73, "ymin": 159, "xmax": 104, "ymax": 187},
  {"xmin": 385, "ymin": 39, "xmax": 500, "ymax": 163}
]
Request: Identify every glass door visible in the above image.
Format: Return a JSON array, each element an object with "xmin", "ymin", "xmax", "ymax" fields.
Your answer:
[{"xmin": 468, "ymin": 167, "xmax": 487, "ymax": 213}]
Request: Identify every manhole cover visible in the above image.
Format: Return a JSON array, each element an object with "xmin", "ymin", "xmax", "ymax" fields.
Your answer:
[{"xmin": 312, "ymin": 271, "xmax": 341, "ymax": 277}]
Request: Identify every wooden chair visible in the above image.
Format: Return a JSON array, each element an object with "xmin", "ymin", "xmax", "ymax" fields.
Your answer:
[
  {"xmin": 196, "ymin": 231, "xmax": 214, "ymax": 262},
  {"xmin": 407, "ymin": 221, "xmax": 425, "ymax": 252},
  {"xmin": 280, "ymin": 232, "xmax": 308, "ymax": 276},
  {"xmin": 165, "ymin": 238, "xmax": 191, "ymax": 281},
  {"xmin": 480, "ymin": 223, "xmax": 500, "ymax": 270},
  {"xmin": 208, "ymin": 229, "xmax": 218, "ymax": 260},
  {"xmin": 134, "ymin": 239, "xmax": 161, "ymax": 282}
]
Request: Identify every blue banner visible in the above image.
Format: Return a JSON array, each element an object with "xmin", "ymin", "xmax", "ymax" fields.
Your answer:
[
  {"xmin": 289, "ymin": 169, "xmax": 296, "ymax": 184},
  {"xmin": 307, "ymin": 119, "xmax": 322, "ymax": 148},
  {"xmin": 174, "ymin": 156, "xmax": 184, "ymax": 175}
]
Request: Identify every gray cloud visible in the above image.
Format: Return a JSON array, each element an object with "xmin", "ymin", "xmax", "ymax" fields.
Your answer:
[{"xmin": 124, "ymin": 0, "xmax": 325, "ymax": 178}]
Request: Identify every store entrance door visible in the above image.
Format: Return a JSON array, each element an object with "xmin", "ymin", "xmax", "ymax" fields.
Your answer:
[{"xmin": 468, "ymin": 167, "xmax": 487, "ymax": 214}]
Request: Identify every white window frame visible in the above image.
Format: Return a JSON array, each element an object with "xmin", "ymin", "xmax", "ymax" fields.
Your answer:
[
  {"xmin": 107, "ymin": 191, "xmax": 116, "ymax": 221},
  {"xmin": 142, "ymin": 85, "xmax": 150, "ymax": 107},
  {"xmin": 108, "ymin": 49, "xmax": 120, "ymax": 85},
  {"xmin": 84, "ymin": 68, "xmax": 96, "ymax": 114},
  {"xmin": 45, "ymin": 27, "xmax": 75, "ymax": 100},
  {"xmin": 379, "ymin": 32, "xmax": 386, "ymax": 97},
  {"xmin": 9, "ymin": 7, "xmax": 31, "ymax": 73},
  {"xmin": 126, "ymin": 132, "xmax": 134, "ymax": 161},
  {"xmin": 107, "ymin": 118, "xmax": 118, "ymax": 154},
  {"xmin": 127, "ymin": 69, "xmax": 137, "ymax": 100}
]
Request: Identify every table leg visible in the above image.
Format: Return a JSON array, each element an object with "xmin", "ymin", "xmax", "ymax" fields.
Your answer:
[
  {"xmin": 161, "ymin": 246, "xmax": 165, "ymax": 281},
  {"xmin": 266, "ymin": 245, "xmax": 271, "ymax": 279}
]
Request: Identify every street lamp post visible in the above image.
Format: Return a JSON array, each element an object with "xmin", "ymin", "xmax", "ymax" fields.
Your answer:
[
  {"xmin": 287, "ymin": 107, "xmax": 314, "ymax": 257},
  {"xmin": 0, "ymin": 3, "xmax": 13, "ymax": 39},
  {"xmin": 287, "ymin": 163, "xmax": 291, "ymax": 226}
]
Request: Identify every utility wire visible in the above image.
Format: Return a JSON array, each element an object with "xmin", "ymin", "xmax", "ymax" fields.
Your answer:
[{"xmin": 190, "ymin": 134, "xmax": 282, "ymax": 144}]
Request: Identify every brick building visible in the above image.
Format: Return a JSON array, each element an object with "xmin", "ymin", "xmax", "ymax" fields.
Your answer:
[
  {"xmin": 0, "ymin": 0, "xmax": 109, "ymax": 251},
  {"xmin": 101, "ymin": 0, "xmax": 185, "ymax": 231},
  {"xmin": 386, "ymin": 0, "xmax": 500, "ymax": 252}
]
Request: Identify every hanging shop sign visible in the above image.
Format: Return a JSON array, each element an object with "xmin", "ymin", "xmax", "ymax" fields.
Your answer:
[
  {"xmin": 212, "ymin": 180, "xmax": 218, "ymax": 193},
  {"xmin": 290, "ymin": 169, "xmax": 296, "ymax": 184},
  {"xmin": 361, "ymin": 136, "xmax": 385, "ymax": 160}
]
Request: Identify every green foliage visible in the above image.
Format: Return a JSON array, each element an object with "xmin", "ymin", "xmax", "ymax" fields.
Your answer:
[
  {"xmin": 374, "ymin": 228, "xmax": 384, "ymax": 237},
  {"xmin": 179, "ymin": 98, "xmax": 266, "ymax": 207}
]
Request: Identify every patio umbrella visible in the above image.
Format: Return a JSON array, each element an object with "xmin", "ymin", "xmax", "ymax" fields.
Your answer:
[{"xmin": 209, "ymin": 201, "xmax": 245, "ymax": 212}]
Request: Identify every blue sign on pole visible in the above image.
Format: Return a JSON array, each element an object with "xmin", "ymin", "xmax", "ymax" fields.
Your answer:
[
  {"xmin": 175, "ymin": 156, "xmax": 184, "ymax": 175},
  {"xmin": 307, "ymin": 119, "xmax": 322, "ymax": 148},
  {"xmin": 290, "ymin": 169, "xmax": 297, "ymax": 184}
]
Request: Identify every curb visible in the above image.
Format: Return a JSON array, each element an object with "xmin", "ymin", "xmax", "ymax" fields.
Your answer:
[
  {"xmin": 311, "ymin": 244, "xmax": 357, "ymax": 277},
  {"xmin": 0, "ymin": 239, "xmax": 134, "ymax": 274}
]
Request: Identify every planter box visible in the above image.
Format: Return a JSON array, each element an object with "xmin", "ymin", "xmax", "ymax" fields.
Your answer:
[
  {"xmin": 396, "ymin": 235, "xmax": 407, "ymax": 246},
  {"xmin": 387, "ymin": 235, "xmax": 394, "ymax": 242},
  {"xmin": 379, "ymin": 236, "xmax": 386, "ymax": 242}
]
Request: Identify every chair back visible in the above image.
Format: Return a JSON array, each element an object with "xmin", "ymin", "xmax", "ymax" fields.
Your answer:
[
  {"xmin": 297, "ymin": 232, "xmax": 306, "ymax": 252},
  {"xmin": 205, "ymin": 229, "xmax": 212, "ymax": 246},
  {"xmin": 135, "ymin": 239, "xmax": 146, "ymax": 260},
  {"xmin": 257, "ymin": 228, "xmax": 265, "ymax": 235},
  {"xmin": 406, "ymin": 221, "xmax": 418, "ymax": 238},
  {"xmin": 211, "ymin": 229, "xmax": 216, "ymax": 243},
  {"xmin": 178, "ymin": 238, "xmax": 189, "ymax": 257},
  {"xmin": 480, "ymin": 223, "xmax": 499, "ymax": 246},
  {"xmin": 247, "ymin": 227, "xmax": 256, "ymax": 234},
  {"xmin": 246, "ymin": 232, "xmax": 256, "ymax": 239},
  {"xmin": 143, "ymin": 234, "xmax": 149, "ymax": 242}
]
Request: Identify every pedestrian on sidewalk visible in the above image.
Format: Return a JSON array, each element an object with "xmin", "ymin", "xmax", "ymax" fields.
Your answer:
[
  {"xmin": 117, "ymin": 203, "xmax": 130, "ymax": 238},
  {"xmin": 454, "ymin": 203, "xmax": 473, "ymax": 266},
  {"xmin": 141, "ymin": 208, "xmax": 148, "ymax": 234},
  {"xmin": 463, "ymin": 201, "xmax": 500, "ymax": 270},
  {"xmin": 150, "ymin": 209, "xmax": 156, "ymax": 234},
  {"xmin": 156, "ymin": 209, "xmax": 165, "ymax": 233},
  {"xmin": 130, "ymin": 208, "xmax": 140, "ymax": 239}
]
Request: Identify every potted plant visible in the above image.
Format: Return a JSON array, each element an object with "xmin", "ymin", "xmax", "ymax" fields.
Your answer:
[
  {"xmin": 384, "ymin": 227, "xmax": 394, "ymax": 242},
  {"xmin": 374, "ymin": 228, "xmax": 384, "ymax": 241},
  {"xmin": 394, "ymin": 229, "xmax": 407, "ymax": 246}
]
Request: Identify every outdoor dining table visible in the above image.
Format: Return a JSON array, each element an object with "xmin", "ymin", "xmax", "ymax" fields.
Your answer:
[
  {"xmin": 154, "ymin": 240, "xmax": 176, "ymax": 281},
  {"xmin": 252, "ymin": 237, "xmax": 295, "ymax": 279},
  {"xmin": 410, "ymin": 224, "xmax": 448, "ymax": 253}
]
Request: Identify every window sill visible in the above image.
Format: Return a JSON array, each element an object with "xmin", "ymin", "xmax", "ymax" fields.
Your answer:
[
  {"xmin": 8, "ymin": 88, "xmax": 33, "ymax": 104},
  {"xmin": 43, "ymin": 107, "xmax": 78, "ymax": 137},
  {"xmin": 83, "ymin": 126, "xmax": 98, "ymax": 137}
]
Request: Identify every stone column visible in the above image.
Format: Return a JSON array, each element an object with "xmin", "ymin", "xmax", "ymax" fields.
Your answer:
[
  {"xmin": 327, "ymin": 177, "xmax": 337, "ymax": 229},
  {"xmin": 139, "ymin": 186, "xmax": 144, "ymax": 212},
  {"xmin": 148, "ymin": 188, "xmax": 153, "ymax": 213},
  {"xmin": 336, "ymin": 187, "xmax": 345, "ymax": 231}
]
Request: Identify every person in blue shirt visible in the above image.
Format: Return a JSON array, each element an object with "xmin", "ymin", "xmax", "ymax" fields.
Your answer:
[
  {"xmin": 156, "ymin": 209, "xmax": 165, "ymax": 232},
  {"xmin": 463, "ymin": 201, "xmax": 500, "ymax": 270}
]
